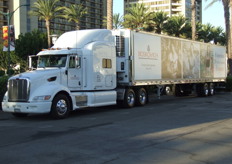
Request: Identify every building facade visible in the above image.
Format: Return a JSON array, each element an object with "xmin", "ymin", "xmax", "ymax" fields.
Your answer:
[
  {"xmin": 0, "ymin": 0, "xmax": 107, "ymax": 39},
  {"xmin": 124, "ymin": 0, "xmax": 202, "ymax": 22}
]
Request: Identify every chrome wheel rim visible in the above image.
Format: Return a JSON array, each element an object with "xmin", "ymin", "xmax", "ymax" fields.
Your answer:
[
  {"xmin": 127, "ymin": 92, "xmax": 135, "ymax": 106},
  {"xmin": 139, "ymin": 91, "xmax": 146, "ymax": 104},
  {"xmin": 56, "ymin": 99, "xmax": 67, "ymax": 115}
]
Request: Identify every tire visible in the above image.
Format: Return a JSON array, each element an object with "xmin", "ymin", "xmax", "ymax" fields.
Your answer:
[
  {"xmin": 165, "ymin": 85, "xmax": 173, "ymax": 96},
  {"xmin": 208, "ymin": 83, "xmax": 215, "ymax": 96},
  {"xmin": 174, "ymin": 84, "xmax": 183, "ymax": 97},
  {"xmin": 135, "ymin": 88, "xmax": 147, "ymax": 106},
  {"xmin": 50, "ymin": 94, "xmax": 70, "ymax": 119},
  {"xmin": 12, "ymin": 113, "xmax": 28, "ymax": 118},
  {"xmin": 197, "ymin": 83, "xmax": 209, "ymax": 97},
  {"xmin": 123, "ymin": 88, "xmax": 136, "ymax": 108}
]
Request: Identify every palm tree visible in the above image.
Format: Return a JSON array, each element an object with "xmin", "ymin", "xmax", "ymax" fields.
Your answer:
[
  {"xmin": 113, "ymin": 13, "xmax": 123, "ymax": 29},
  {"xmin": 191, "ymin": 0, "xmax": 196, "ymax": 40},
  {"xmin": 197, "ymin": 23, "xmax": 214, "ymax": 42},
  {"xmin": 107, "ymin": 0, "xmax": 113, "ymax": 30},
  {"xmin": 60, "ymin": 4, "xmax": 87, "ymax": 30},
  {"xmin": 205, "ymin": 0, "xmax": 230, "ymax": 57},
  {"xmin": 123, "ymin": 3, "xmax": 152, "ymax": 30},
  {"xmin": 163, "ymin": 15, "xmax": 188, "ymax": 37},
  {"xmin": 29, "ymin": 0, "xmax": 62, "ymax": 48},
  {"xmin": 151, "ymin": 11, "xmax": 169, "ymax": 34},
  {"xmin": 211, "ymin": 26, "xmax": 226, "ymax": 45}
]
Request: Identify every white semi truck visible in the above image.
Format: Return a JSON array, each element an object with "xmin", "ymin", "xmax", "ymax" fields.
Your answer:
[{"xmin": 2, "ymin": 29, "xmax": 227, "ymax": 118}]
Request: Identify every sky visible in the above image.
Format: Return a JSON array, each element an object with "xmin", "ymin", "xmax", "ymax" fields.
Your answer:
[{"xmin": 113, "ymin": 0, "xmax": 225, "ymax": 30}]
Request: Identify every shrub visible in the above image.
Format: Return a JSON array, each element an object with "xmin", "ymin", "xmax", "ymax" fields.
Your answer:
[
  {"xmin": 226, "ymin": 76, "xmax": 232, "ymax": 91},
  {"xmin": 0, "ymin": 70, "xmax": 5, "ymax": 76},
  {"xmin": 0, "ymin": 76, "xmax": 8, "ymax": 110}
]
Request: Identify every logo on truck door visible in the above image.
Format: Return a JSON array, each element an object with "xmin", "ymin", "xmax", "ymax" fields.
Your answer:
[{"xmin": 138, "ymin": 45, "xmax": 158, "ymax": 60}]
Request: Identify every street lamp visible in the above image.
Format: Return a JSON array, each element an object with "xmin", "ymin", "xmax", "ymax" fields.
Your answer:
[{"xmin": 0, "ymin": 4, "xmax": 29, "ymax": 75}]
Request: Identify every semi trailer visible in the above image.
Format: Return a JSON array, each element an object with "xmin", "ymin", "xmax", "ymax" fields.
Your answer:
[{"xmin": 2, "ymin": 29, "xmax": 227, "ymax": 118}]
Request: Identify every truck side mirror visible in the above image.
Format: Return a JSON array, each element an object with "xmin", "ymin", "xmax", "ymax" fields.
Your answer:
[{"xmin": 28, "ymin": 55, "xmax": 38, "ymax": 70}]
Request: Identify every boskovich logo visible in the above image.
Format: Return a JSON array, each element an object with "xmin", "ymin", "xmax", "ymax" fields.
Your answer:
[{"xmin": 138, "ymin": 45, "xmax": 158, "ymax": 60}]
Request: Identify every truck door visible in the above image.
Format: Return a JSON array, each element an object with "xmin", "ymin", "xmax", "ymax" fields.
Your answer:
[{"xmin": 67, "ymin": 55, "xmax": 82, "ymax": 88}]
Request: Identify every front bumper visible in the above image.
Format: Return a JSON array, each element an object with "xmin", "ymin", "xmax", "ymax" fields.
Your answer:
[{"xmin": 2, "ymin": 101, "xmax": 52, "ymax": 114}]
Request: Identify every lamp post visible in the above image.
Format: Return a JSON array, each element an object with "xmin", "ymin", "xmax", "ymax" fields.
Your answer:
[{"xmin": 0, "ymin": 4, "xmax": 29, "ymax": 75}]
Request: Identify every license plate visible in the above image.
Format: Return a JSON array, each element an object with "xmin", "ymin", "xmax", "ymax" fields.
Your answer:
[
  {"xmin": 14, "ymin": 105, "xmax": 21, "ymax": 112},
  {"xmin": 14, "ymin": 108, "xmax": 21, "ymax": 112}
]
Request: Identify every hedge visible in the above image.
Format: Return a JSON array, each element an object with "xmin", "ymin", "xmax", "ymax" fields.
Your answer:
[{"xmin": 0, "ymin": 76, "xmax": 8, "ymax": 110}]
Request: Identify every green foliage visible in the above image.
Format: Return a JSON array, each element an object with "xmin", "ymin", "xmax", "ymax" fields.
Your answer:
[
  {"xmin": 123, "ymin": 3, "xmax": 152, "ymax": 30},
  {"xmin": 0, "ymin": 70, "xmax": 5, "ymax": 76},
  {"xmin": 226, "ymin": 76, "xmax": 232, "ymax": 91},
  {"xmin": 0, "ymin": 76, "xmax": 8, "ymax": 110},
  {"xmin": 29, "ymin": 0, "xmax": 62, "ymax": 47},
  {"xmin": 29, "ymin": 0, "xmax": 62, "ymax": 21},
  {"xmin": 163, "ymin": 15, "xmax": 188, "ymax": 37},
  {"xmin": 150, "ymin": 11, "xmax": 169, "ymax": 34},
  {"xmin": 0, "ymin": 44, "xmax": 25, "ymax": 73},
  {"xmin": 113, "ymin": 13, "xmax": 123, "ymax": 29},
  {"xmin": 196, "ymin": 23, "xmax": 226, "ymax": 45},
  {"xmin": 15, "ymin": 29, "xmax": 48, "ymax": 60},
  {"xmin": 103, "ymin": 13, "xmax": 124, "ymax": 29},
  {"xmin": 59, "ymin": 4, "xmax": 87, "ymax": 30}
]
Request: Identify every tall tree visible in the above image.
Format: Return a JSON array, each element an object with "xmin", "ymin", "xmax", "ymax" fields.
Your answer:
[
  {"xmin": 151, "ymin": 11, "xmax": 168, "ymax": 34},
  {"xmin": 205, "ymin": 0, "xmax": 231, "ymax": 69},
  {"xmin": 113, "ymin": 13, "xmax": 123, "ymax": 29},
  {"xmin": 123, "ymin": 3, "xmax": 152, "ymax": 30},
  {"xmin": 60, "ymin": 4, "xmax": 87, "ymax": 30},
  {"xmin": 197, "ymin": 23, "xmax": 214, "ymax": 42},
  {"xmin": 191, "ymin": 0, "xmax": 197, "ymax": 40},
  {"xmin": 29, "ymin": 0, "xmax": 62, "ymax": 48},
  {"xmin": 15, "ymin": 30, "xmax": 48, "ymax": 60},
  {"xmin": 107, "ymin": 0, "xmax": 113, "ymax": 30},
  {"xmin": 163, "ymin": 15, "xmax": 188, "ymax": 37}
]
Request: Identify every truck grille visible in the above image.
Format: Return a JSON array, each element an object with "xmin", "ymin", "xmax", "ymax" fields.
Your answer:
[{"xmin": 8, "ymin": 78, "xmax": 30, "ymax": 102}]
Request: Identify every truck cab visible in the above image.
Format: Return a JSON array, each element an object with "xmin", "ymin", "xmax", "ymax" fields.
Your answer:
[{"xmin": 2, "ymin": 29, "xmax": 117, "ymax": 119}]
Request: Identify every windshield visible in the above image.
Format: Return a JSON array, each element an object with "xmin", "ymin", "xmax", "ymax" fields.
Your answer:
[{"xmin": 37, "ymin": 55, "xmax": 67, "ymax": 68}]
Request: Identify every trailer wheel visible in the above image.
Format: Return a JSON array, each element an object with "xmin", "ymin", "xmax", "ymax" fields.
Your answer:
[
  {"xmin": 197, "ymin": 83, "xmax": 209, "ymax": 97},
  {"xmin": 51, "ymin": 94, "xmax": 70, "ymax": 119},
  {"xmin": 208, "ymin": 83, "xmax": 215, "ymax": 96},
  {"xmin": 123, "ymin": 89, "xmax": 136, "ymax": 108},
  {"xmin": 165, "ymin": 85, "xmax": 173, "ymax": 96},
  {"xmin": 174, "ymin": 84, "xmax": 183, "ymax": 97},
  {"xmin": 135, "ymin": 88, "xmax": 147, "ymax": 106}
]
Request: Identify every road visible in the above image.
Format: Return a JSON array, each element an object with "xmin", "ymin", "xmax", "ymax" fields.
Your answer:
[{"xmin": 1, "ymin": 92, "xmax": 232, "ymax": 164}]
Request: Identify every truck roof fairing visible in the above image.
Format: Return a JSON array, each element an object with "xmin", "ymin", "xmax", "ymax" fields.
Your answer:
[{"xmin": 52, "ymin": 29, "xmax": 114, "ymax": 49}]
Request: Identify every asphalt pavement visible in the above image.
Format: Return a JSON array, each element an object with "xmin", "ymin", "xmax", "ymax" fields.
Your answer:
[{"xmin": 1, "ymin": 91, "xmax": 232, "ymax": 164}]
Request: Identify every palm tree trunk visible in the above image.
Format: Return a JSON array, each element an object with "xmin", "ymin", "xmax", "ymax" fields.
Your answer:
[
  {"xmin": 107, "ymin": 0, "xmax": 113, "ymax": 30},
  {"xmin": 45, "ymin": 19, "xmax": 51, "ymax": 48},
  {"xmin": 221, "ymin": 0, "xmax": 231, "ymax": 74},
  {"xmin": 228, "ymin": 0, "xmax": 232, "ymax": 75},
  {"xmin": 191, "ymin": 0, "xmax": 196, "ymax": 40},
  {"xmin": 76, "ymin": 23, "xmax": 80, "ymax": 30}
]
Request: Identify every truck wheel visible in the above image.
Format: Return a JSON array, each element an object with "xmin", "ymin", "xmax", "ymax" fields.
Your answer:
[
  {"xmin": 135, "ymin": 88, "xmax": 147, "ymax": 106},
  {"xmin": 123, "ymin": 89, "xmax": 135, "ymax": 108},
  {"xmin": 165, "ymin": 85, "xmax": 173, "ymax": 96},
  {"xmin": 51, "ymin": 94, "xmax": 70, "ymax": 119},
  {"xmin": 12, "ymin": 113, "xmax": 28, "ymax": 118},
  {"xmin": 197, "ymin": 83, "xmax": 209, "ymax": 97},
  {"xmin": 174, "ymin": 84, "xmax": 183, "ymax": 97},
  {"xmin": 208, "ymin": 83, "xmax": 215, "ymax": 96}
]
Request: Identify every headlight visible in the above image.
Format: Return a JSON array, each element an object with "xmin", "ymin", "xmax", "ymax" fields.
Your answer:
[{"xmin": 33, "ymin": 95, "xmax": 51, "ymax": 101}]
